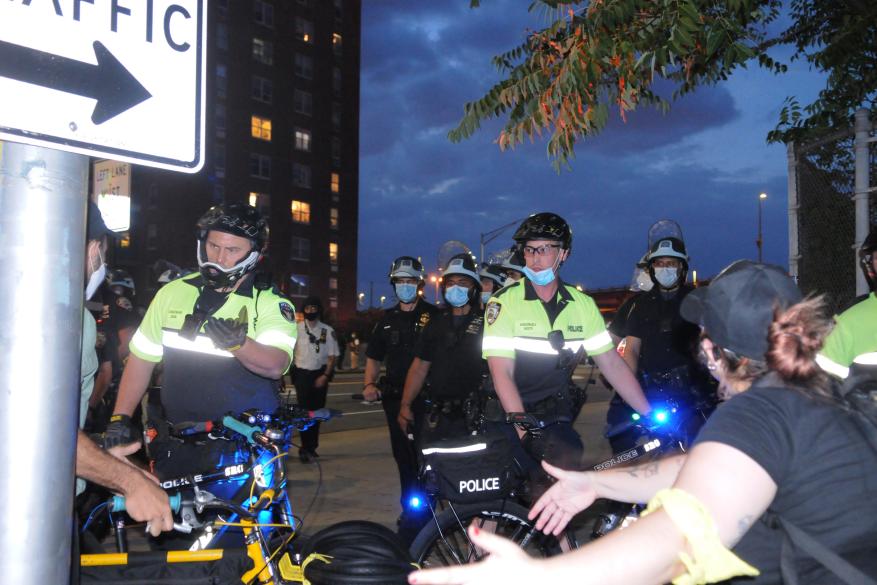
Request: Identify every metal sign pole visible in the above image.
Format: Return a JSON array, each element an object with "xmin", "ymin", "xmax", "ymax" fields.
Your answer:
[{"xmin": 0, "ymin": 140, "xmax": 87, "ymax": 583}]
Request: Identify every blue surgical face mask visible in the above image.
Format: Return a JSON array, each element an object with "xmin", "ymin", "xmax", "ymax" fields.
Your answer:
[
  {"xmin": 654, "ymin": 267, "xmax": 679, "ymax": 289},
  {"xmin": 395, "ymin": 282, "xmax": 418, "ymax": 303},
  {"xmin": 480, "ymin": 291, "xmax": 492, "ymax": 304},
  {"xmin": 523, "ymin": 266, "xmax": 556, "ymax": 286},
  {"xmin": 444, "ymin": 285, "xmax": 470, "ymax": 307}
]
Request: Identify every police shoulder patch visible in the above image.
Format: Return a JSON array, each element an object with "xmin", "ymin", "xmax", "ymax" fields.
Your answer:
[
  {"xmin": 486, "ymin": 301, "xmax": 501, "ymax": 325},
  {"xmin": 278, "ymin": 302, "xmax": 295, "ymax": 322}
]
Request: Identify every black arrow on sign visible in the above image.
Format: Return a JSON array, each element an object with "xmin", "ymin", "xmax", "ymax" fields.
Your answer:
[{"xmin": 0, "ymin": 40, "xmax": 152, "ymax": 125}]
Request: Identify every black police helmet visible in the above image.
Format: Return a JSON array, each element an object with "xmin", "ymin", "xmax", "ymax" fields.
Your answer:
[
  {"xmin": 196, "ymin": 203, "xmax": 269, "ymax": 251},
  {"xmin": 512, "ymin": 213, "xmax": 572, "ymax": 251},
  {"xmin": 195, "ymin": 203, "xmax": 268, "ymax": 289}
]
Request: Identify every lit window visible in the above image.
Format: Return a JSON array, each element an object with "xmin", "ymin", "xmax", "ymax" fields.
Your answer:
[
  {"xmin": 295, "ymin": 17, "xmax": 314, "ymax": 43},
  {"xmin": 291, "ymin": 200, "xmax": 311, "ymax": 224},
  {"xmin": 330, "ymin": 207, "xmax": 339, "ymax": 229},
  {"xmin": 332, "ymin": 33, "xmax": 342, "ymax": 55},
  {"xmin": 290, "ymin": 236, "xmax": 310, "ymax": 260},
  {"xmin": 252, "ymin": 38, "xmax": 273, "ymax": 65},
  {"xmin": 289, "ymin": 274, "xmax": 308, "ymax": 297},
  {"xmin": 329, "ymin": 242, "xmax": 338, "ymax": 264},
  {"xmin": 295, "ymin": 128, "xmax": 312, "ymax": 152},
  {"xmin": 295, "ymin": 54, "xmax": 313, "ymax": 79},
  {"xmin": 252, "ymin": 76, "xmax": 273, "ymax": 103},
  {"xmin": 253, "ymin": 0, "xmax": 273, "ymax": 27},
  {"xmin": 293, "ymin": 163, "xmax": 311, "ymax": 188},
  {"xmin": 329, "ymin": 297, "xmax": 338, "ymax": 309},
  {"xmin": 250, "ymin": 153, "xmax": 271, "ymax": 179},
  {"xmin": 249, "ymin": 192, "xmax": 271, "ymax": 217},
  {"xmin": 329, "ymin": 277, "xmax": 338, "ymax": 290},
  {"xmin": 251, "ymin": 116, "xmax": 272, "ymax": 141},
  {"xmin": 330, "ymin": 172, "xmax": 340, "ymax": 193},
  {"xmin": 294, "ymin": 90, "xmax": 312, "ymax": 116}
]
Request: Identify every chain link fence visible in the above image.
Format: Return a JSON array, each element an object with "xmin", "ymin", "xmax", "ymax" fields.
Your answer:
[{"xmin": 792, "ymin": 111, "xmax": 876, "ymax": 314}]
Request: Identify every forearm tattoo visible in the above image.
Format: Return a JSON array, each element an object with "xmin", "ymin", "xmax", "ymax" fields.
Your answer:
[{"xmin": 625, "ymin": 461, "xmax": 660, "ymax": 478}]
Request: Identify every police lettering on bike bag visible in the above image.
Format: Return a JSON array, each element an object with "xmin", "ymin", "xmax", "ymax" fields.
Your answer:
[{"xmin": 420, "ymin": 431, "xmax": 516, "ymax": 504}]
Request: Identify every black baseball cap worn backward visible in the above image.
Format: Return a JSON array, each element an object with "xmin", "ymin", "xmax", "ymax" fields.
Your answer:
[{"xmin": 680, "ymin": 260, "xmax": 802, "ymax": 361}]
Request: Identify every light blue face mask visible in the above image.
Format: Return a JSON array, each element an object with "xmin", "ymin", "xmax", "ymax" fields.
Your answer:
[
  {"xmin": 654, "ymin": 267, "xmax": 679, "ymax": 289},
  {"xmin": 395, "ymin": 282, "xmax": 418, "ymax": 303},
  {"xmin": 523, "ymin": 266, "xmax": 556, "ymax": 286},
  {"xmin": 480, "ymin": 291, "xmax": 492, "ymax": 304},
  {"xmin": 444, "ymin": 285, "xmax": 470, "ymax": 307}
]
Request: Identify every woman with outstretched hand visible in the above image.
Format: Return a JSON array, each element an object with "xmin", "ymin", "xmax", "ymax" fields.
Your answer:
[{"xmin": 409, "ymin": 260, "xmax": 877, "ymax": 585}]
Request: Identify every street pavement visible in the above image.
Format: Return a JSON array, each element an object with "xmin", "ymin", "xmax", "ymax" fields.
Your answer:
[{"xmin": 285, "ymin": 367, "xmax": 616, "ymax": 537}]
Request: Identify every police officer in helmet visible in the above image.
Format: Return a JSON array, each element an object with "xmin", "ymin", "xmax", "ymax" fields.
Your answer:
[
  {"xmin": 398, "ymin": 253, "xmax": 485, "ymax": 443},
  {"xmin": 104, "ymin": 203, "xmax": 297, "ymax": 487},
  {"xmin": 363, "ymin": 256, "xmax": 439, "ymax": 517},
  {"xmin": 480, "ymin": 263, "xmax": 507, "ymax": 307},
  {"xmin": 607, "ymin": 222, "xmax": 714, "ymax": 453},
  {"xmin": 818, "ymin": 229, "xmax": 877, "ymax": 379},
  {"xmin": 483, "ymin": 213, "xmax": 651, "ymax": 474}
]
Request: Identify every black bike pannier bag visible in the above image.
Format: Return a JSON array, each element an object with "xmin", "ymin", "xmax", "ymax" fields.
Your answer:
[{"xmin": 421, "ymin": 431, "xmax": 517, "ymax": 504}]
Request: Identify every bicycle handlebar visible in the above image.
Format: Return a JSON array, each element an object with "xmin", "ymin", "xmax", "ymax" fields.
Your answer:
[{"xmin": 110, "ymin": 492, "xmax": 183, "ymax": 514}]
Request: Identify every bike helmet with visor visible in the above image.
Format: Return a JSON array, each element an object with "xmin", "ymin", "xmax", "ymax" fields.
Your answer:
[{"xmin": 196, "ymin": 203, "xmax": 268, "ymax": 289}]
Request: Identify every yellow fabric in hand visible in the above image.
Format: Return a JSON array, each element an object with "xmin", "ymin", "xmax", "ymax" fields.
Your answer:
[{"xmin": 643, "ymin": 488, "xmax": 760, "ymax": 585}]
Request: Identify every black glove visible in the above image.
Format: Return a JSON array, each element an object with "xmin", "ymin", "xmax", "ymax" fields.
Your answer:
[
  {"xmin": 97, "ymin": 414, "xmax": 139, "ymax": 450},
  {"xmin": 204, "ymin": 316, "xmax": 247, "ymax": 351}
]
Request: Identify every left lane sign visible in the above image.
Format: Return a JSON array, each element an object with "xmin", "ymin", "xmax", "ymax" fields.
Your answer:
[{"xmin": 0, "ymin": 1, "xmax": 206, "ymax": 173}]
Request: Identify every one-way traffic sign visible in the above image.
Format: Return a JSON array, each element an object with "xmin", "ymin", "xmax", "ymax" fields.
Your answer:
[{"xmin": 0, "ymin": 0, "xmax": 206, "ymax": 173}]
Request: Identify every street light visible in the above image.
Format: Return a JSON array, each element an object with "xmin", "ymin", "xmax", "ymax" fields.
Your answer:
[
  {"xmin": 429, "ymin": 274, "xmax": 442, "ymax": 304},
  {"xmin": 757, "ymin": 192, "xmax": 767, "ymax": 262},
  {"xmin": 357, "ymin": 292, "xmax": 365, "ymax": 307},
  {"xmin": 379, "ymin": 295, "xmax": 387, "ymax": 306}
]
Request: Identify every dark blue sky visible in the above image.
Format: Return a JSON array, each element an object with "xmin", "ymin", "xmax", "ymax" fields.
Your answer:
[{"xmin": 356, "ymin": 1, "xmax": 825, "ymax": 306}]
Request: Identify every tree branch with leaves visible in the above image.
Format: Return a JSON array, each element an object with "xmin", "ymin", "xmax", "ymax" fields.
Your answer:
[{"xmin": 453, "ymin": 0, "xmax": 876, "ymax": 169}]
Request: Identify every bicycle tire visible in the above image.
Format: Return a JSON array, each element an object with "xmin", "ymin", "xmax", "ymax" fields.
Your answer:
[{"xmin": 410, "ymin": 500, "xmax": 565, "ymax": 568}]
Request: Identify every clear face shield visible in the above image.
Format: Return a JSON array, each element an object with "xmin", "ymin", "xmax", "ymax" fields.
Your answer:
[{"xmin": 631, "ymin": 266, "xmax": 654, "ymax": 292}]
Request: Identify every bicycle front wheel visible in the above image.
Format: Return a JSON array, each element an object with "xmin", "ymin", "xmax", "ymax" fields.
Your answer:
[{"xmin": 410, "ymin": 500, "xmax": 567, "ymax": 568}]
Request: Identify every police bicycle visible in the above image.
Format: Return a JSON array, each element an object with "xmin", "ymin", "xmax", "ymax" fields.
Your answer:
[
  {"xmin": 405, "ymin": 407, "xmax": 582, "ymax": 569},
  {"xmin": 78, "ymin": 405, "xmax": 419, "ymax": 584},
  {"xmin": 589, "ymin": 390, "xmax": 716, "ymax": 538}
]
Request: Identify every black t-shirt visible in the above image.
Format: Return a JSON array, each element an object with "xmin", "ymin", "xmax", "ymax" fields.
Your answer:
[
  {"xmin": 625, "ymin": 286, "xmax": 702, "ymax": 377},
  {"xmin": 415, "ymin": 308, "xmax": 485, "ymax": 401},
  {"xmin": 366, "ymin": 300, "xmax": 438, "ymax": 390},
  {"xmin": 694, "ymin": 378, "xmax": 877, "ymax": 583}
]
